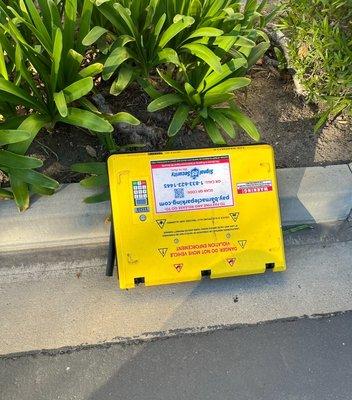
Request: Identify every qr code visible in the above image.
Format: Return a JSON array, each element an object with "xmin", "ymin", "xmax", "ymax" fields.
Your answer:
[{"xmin": 174, "ymin": 188, "xmax": 184, "ymax": 198}]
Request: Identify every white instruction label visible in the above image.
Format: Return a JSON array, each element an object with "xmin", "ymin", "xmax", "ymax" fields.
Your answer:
[{"xmin": 151, "ymin": 156, "xmax": 234, "ymax": 213}]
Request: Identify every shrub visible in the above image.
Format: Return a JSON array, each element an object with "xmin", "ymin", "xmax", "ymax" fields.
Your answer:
[
  {"xmin": 87, "ymin": 0, "xmax": 273, "ymax": 91},
  {"xmin": 88, "ymin": 0, "xmax": 273, "ymax": 143},
  {"xmin": 0, "ymin": 0, "xmax": 276, "ymax": 208},
  {"xmin": 0, "ymin": 0, "xmax": 139, "ymax": 210},
  {"xmin": 280, "ymin": 0, "xmax": 352, "ymax": 131},
  {"xmin": 147, "ymin": 65, "xmax": 260, "ymax": 143}
]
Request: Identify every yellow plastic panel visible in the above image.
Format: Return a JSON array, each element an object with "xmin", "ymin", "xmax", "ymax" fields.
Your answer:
[{"xmin": 108, "ymin": 145, "xmax": 286, "ymax": 289}]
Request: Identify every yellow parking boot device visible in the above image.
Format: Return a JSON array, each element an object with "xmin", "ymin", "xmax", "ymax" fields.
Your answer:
[{"xmin": 107, "ymin": 145, "xmax": 286, "ymax": 289}]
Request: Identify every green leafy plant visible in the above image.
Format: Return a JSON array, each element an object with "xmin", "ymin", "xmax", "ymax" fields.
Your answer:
[
  {"xmin": 142, "ymin": 0, "xmax": 272, "ymax": 143},
  {"xmin": 0, "ymin": 0, "xmax": 113, "ymax": 130},
  {"xmin": 147, "ymin": 61, "xmax": 261, "ymax": 143},
  {"xmin": 87, "ymin": 0, "xmax": 272, "ymax": 143},
  {"xmin": 86, "ymin": 0, "xmax": 274, "ymax": 95},
  {"xmin": 71, "ymin": 162, "xmax": 109, "ymax": 203},
  {"xmin": 0, "ymin": 0, "xmax": 107, "ymax": 210},
  {"xmin": 273, "ymin": 46, "xmax": 287, "ymax": 71},
  {"xmin": 0, "ymin": 0, "xmax": 139, "ymax": 210},
  {"xmin": 71, "ymin": 139, "xmax": 147, "ymax": 203},
  {"xmin": 280, "ymin": 0, "xmax": 352, "ymax": 131},
  {"xmin": 86, "ymin": 0, "xmax": 214, "ymax": 95},
  {"xmin": 0, "ymin": 128, "xmax": 57, "ymax": 204},
  {"xmin": 0, "ymin": 0, "xmax": 275, "ymax": 209}
]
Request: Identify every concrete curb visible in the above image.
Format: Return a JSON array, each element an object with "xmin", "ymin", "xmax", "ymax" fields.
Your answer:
[
  {"xmin": 277, "ymin": 164, "xmax": 352, "ymax": 225},
  {"xmin": 1, "ymin": 164, "xmax": 351, "ymax": 254}
]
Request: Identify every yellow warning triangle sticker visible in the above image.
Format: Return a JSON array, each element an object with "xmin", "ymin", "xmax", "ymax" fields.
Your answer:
[
  {"xmin": 238, "ymin": 240, "xmax": 247, "ymax": 249},
  {"xmin": 174, "ymin": 263, "xmax": 183, "ymax": 272},
  {"xmin": 227, "ymin": 258, "xmax": 236, "ymax": 267},
  {"xmin": 230, "ymin": 212, "xmax": 239, "ymax": 222},
  {"xmin": 158, "ymin": 248, "xmax": 168, "ymax": 257},
  {"xmin": 156, "ymin": 219, "xmax": 166, "ymax": 229}
]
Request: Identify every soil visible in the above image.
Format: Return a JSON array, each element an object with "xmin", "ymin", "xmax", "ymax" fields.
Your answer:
[
  {"xmin": 28, "ymin": 64, "xmax": 352, "ymax": 183},
  {"xmin": 29, "ymin": 125, "xmax": 106, "ymax": 183}
]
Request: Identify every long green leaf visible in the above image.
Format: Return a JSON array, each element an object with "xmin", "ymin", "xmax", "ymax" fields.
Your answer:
[
  {"xmin": 234, "ymin": 36, "xmax": 256, "ymax": 48},
  {"xmin": 9, "ymin": 174, "xmax": 29, "ymax": 212},
  {"xmin": 63, "ymin": 77, "xmax": 93, "ymax": 103},
  {"xmin": 63, "ymin": 0, "xmax": 77, "ymax": 57},
  {"xmin": 203, "ymin": 118, "xmax": 226, "ymax": 144},
  {"xmin": 15, "ymin": 44, "xmax": 42, "ymax": 100},
  {"xmin": 110, "ymin": 67, "xmax": 133, "ymax": 96},
  {"xmin": 0, "ymin": 78, "xmax": 46, "ymax": 113},
  {"xmin": 80, "ymin": 174, "xmax": 108, "ymax": 188},
  {"xmin": 214, "ymin": 35, "xmax": 237, "ymax": 52},
  {"xmin": 47, "ymin": 0, "xmax": 61, "ymax": 30},
  {"xmin": 185, "ymin": 82, "xmax": 202, "ymax": 105},
  {"xmin": 244, "ymin": 0, "xmax": 258, "ymax": 14},
  {"xmin": 314, "ymin": 110, "xmax": 330, "ymax": 134},
  {"xmin": 4, "ymin": 17, "xmax": 32, "ymax": 50},
  {"xmin": 0, "ymin": 42, "xmax": 8, "ymax": 80},
  {"xmin": 113, "ymin": 3, "xmax": 137, "ymax": 37},
  {"xmin": 148, "ymin": 94, "xmax": 183, "ymax": 112},
  {"xmin": 65, "ymin": 49, "xmax": 84, "ymax": 80},
  {"xmin": 0, "ymin": 150, "xmax": 43, "ymax": 169},
  {"xmin": 168, "ymin": 104, "xmax": 190, "ymax": 136},
  {"xmin": 54, "ymin": 91, "xmax": 68, "ymax": 117},
  {"xmin": 79, "ymin": 98, "xmax": 100, "ymax": 114},
  {"xmin": 95, "ymin": 0, "xmax": 125, "ymax": 31},
  {"xmin": 103, "ymin": 47, "xmax": 133, "ymax": 80},
  {"xmin": 189, "ymin": 0, "xmax": 202, "ymax": 16},
  {"xmin": 0, "ymin": 130, "xmax": 31, "ymax": 145},
  {"xmin": 82, "ymin": 26, "xmax": 108, "ymax": 46},
  {"xmin": 116, "ymin": 35, "xmax": 135, "ymax": 47},
  {"xmin": 77, "ymin": 0, "xmax": 94, "ymax": 53},
  {"xmin": 10, "ymin": 168, "xmax": 59, "ymax": 189},
  {"xmin": 143, "ymin": 0, "xmax": 158, "ymax": 30},
  {"xmin": 159, "ymin": 16, "xmax": 195, "ymax": 49},
  {"xmin": 23, "ymin": 0, "xmax": 52, "ymax": 49},
  {"xmin": 7, "ymin": 114, "xmax": 50, "ymax": 155},
  {"xmin": 137, "ymin": 77, "xmax": 162, "ymax": 99},
  {"xmin": 30, "ymin": 184, "xmax": 55, "ymax": 196},
  {"xmin": 78, "ymin": 63, "xmax": 104, "ymax": 78},
  {"xmin": 51, "ymin": 27, "xmax": 63, "ymax": 93},
  {"xmin": 157, "ymin": 69, "xmax": 184, "ymax": 94},
  {"xmin": 247, "ymin": 42, "xmax": 270, "ymax": 68},
  {"xmin": 182, "ymin": 43, "xmax": 222, "ymax": 72},
  {"xmin": 208, "ymin": 109, "xmax": 236, "ymax": 138},
  {"xmin": 59, "ymin": 108, "xmax": 114, "ymax": 132},
  {"xmin": 84, "ymin": 189, "xmax": 110, "ymax": 204},
  {"xmin": 222, "ymin": 105, "xmax": 260, "ymax": 141},
  {"xmin": 8, "ymin": 9, "xmax": 52, "ymax": 55},
  {"xmin": 151, "ymin": 13, "xmax": 166, "ymax": 52},
  {"xmin": 204, "ymin": 0, "xmax": 226, "ymax": 17},
  {"xmin": 187, "ymin": 27, "xmax": 223, "ymax": 40},
  {"xmin": 203, "ymin": 93, "xmax": 233, "ymax": 107},
  {"xmin": 157, "ymin": 48, "xmax": 181, "ymax": 66},
  {"xmin": 107, "ymin": 112, "xmax": 140, "ymax": 125},
  {"xmin": 207, "ymin": 77, "xmax": 251, "ymax": 94},
  {"xmin": 201, "ymin": 58, "xmax": 247, "ymax": 92}
]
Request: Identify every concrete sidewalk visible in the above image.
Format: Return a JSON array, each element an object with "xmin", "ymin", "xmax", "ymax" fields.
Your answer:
[{"xmin": 1, "ymin": 224, "xmax": 352, "ymax": 356}]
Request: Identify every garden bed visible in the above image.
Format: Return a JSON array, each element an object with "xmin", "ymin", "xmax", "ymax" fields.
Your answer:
[{"xmin": 28, "ymin": 64, "xmax": 352, "ymax": 184}]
